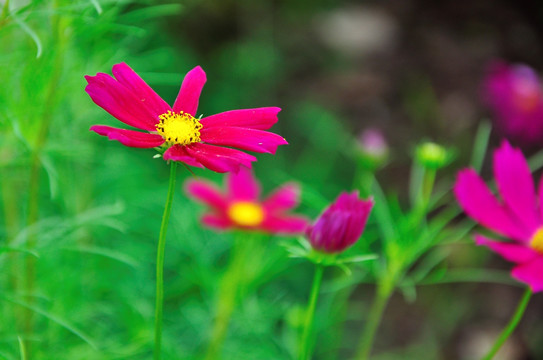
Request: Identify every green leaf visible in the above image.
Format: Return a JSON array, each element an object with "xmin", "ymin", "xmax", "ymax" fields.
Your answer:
[{"xmin": 1, "ymin": 296, "xmax": 97, "ymax": 349}]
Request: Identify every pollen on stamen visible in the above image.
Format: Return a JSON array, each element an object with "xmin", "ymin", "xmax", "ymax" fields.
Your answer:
[
  {"xmin": 156, "ymin": 110, "xmax": 203, "ymax": 146},
  {"xmin": 530, "ymin": 228, "xmax": 543, "ymax": 254}
]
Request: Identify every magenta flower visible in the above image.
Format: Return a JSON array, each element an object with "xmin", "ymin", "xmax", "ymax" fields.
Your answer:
[
  {"xmin": 483, "ymin": 61, "xmax": 543, "ymax": 147},
  {"xmin": 454, "ymin": 141, "xmax": 543, "ymax": 292},
  {"xmin": 306, "ymin": 191, "xmax": 373, "ymax": 254},
  {"xmin": 86, "ymin": 63, "xmax": 287, "ymax": 172},
  {"xmin": 184, "ymin": 167, "xmax": 309, "ymax": 233}
]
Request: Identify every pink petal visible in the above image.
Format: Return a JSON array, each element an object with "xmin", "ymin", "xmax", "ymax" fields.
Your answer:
[
  {"xmin": 262, "ymin": 183, "xmax": 301, "ymax": 211},
  {"xmin": 493, "ymin": 141, "xmax": 539, "ymax": 232},
  {"xmin": 226, "ymin": 166, "xmax": 260, "ymax": 201},
  {"xmin": 200, "ymin": 107, "xmax": 281, "ymax": 130},
  {"xmin": 90, "ymin": 125, "xmax": 164, "ymax": 148},
  {"xmin": 172, "ymin": 66, "xmax": 206, "ymax": 116},
  {"xmin": 511, "ymin": 257, "xmax": 543, "ymax": 292},
  {"xmin": 85, "ymin": 73, "xmax": 158, "ymax": 131},
  {"xmin": 184, "ymin": 179, "xmax": 227, "ymax": 210},
  {"xmin": 111, "ymin": 62, "xmax": 171, "ymax": 117},
  {"xmin": 261, "ymin": 215, "xmax": 310, "ymax": 235},
  {"xmin": 163, "ymin": 145, "xmax": 205, "ymax": 168},
  {"xmin": 201, "ymin": 213, "xmax": 233, "ymax": 230},
  {"xmin": 454, "ymin": 169, "xmax": 531, "ymax": 242},
  {"xmin": 184, "ymin": 143, "xmax": 257, "ymax": 173},
  {"xmin": 475, "ymin": 235, "xmax": 539, "ymax": 263},
  {"xmin": 200, "ymin": 127, "xmax": 288, "ymax": 154}
]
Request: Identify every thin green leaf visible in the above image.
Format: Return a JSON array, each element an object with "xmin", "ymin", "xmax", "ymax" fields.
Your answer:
[
  {"xmin": 338, "ymin": 254, "xmax": 378, "ymax": 264},
  {"xmin": 89, "ymin": 0, "xmax": 102, "ymax": 14},
  {"xmin": 0, "ymin": 246, "xmax": 39, "ymax": 258},
  {"xmin": 11, "ymin": 14, "xmax": 42, "ymax": 58},
  {"xmin": 62, "ymin": 245, "xmax": 139, "ymax": 267},
  {"xmin": 370, "ymin": 178, "xmax": 397, "ymax": 243},
  {"xmin": 418, "ymin": 269, "xmax": 520, "ymax": 286},
  {"xmin": 470, "ymin": 120, "xmax": 492, "ymax": 173},
  {"xmin": 18, "ymin": 336, "xmax": 26, "ymax": 360},
  {"xmin": 2, "ymin": 296, "xmax": 97, "ymax": 349}
]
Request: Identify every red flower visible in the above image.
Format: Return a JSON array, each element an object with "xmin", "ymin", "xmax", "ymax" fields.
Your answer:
[
  {"xmin": 86, "ymin": 63, "xmax": 287, "ymax": 172},
  {"xmin": 306, "ymin": 191, "xmax": 373, "ymax": 253},
  {"xmin": 455, "ymin": 141, "xmax": 543, "ymax": 292},
  {"xmin": 185, "ymin": 167, "xmax": 309, "ymax": 234},
  {"xmin": 483, "ymin": 61, "xmax": 543, "ymax": 147}
]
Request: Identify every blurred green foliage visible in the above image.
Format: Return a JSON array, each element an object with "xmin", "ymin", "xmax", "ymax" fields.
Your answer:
[{"xmin": 0, "ymin": 0, "xmax": 541, "ymax": 360}]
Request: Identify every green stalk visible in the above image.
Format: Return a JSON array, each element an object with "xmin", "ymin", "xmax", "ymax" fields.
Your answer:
[
  {"xmin": 23, "ymin": 3, "xmax": 67, "ymax": 351},
  {"xmin": 204, "ymin": 232, "xmax": 252, "ymax": 360},
  {"xmin": 481, "ymin": 288, "xmax": 532, "ymax": 360},
  {"xmin": 421, "ymin": 168, "xmax": 436, "ymax": 208},
  {"xmin": 154, "ymin": 161, "xmax": 178, "ymax": 360},
  {"xmin": 354, "ymin": 279, "xmax": 394, "ymax": 360},
  {"xmin": 299, "ymin": 264, "xmax": 325, "ymax": 360}
]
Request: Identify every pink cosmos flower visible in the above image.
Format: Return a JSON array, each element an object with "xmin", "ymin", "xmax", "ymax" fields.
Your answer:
[
  {"xmin": 454, "ymin": 141, "xmax": 543, "ymax": 292},
  {"xmin": 184, "ymin": 167, "xmax": 309, "ymax": 233},
  {"xmin": 306, "ymin": 191, "xmax": 373, "ymax": 254},
  {"xmin": 86, "ymin": 63, "xmax": 287, "ymax": 173},
  {"xmin": 483, "ymin": 61, "xmax": 543, "ymax": 147}
]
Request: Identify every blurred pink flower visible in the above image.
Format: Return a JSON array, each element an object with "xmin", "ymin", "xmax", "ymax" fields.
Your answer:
[
  {"xmin": 185, "ymin": 167, "xmax": 309, "ymax": 233},
  {"xmin": 357, "ymin": 128, "xmax": 388, "ymax": 159},
  {"xmin": 483, "ymin": 61, "xmax": 543, "ymax": 147},
  {"xmin": 306, "ymin": 191, "xmax": 373, "ymax": 254},
  {"xmin": 86, "ymin": 63, "xmax": 287, "ymax": 173},
  {"xmin": 454, "ymin": 141, "xmax": 543, "ymax": 292}
]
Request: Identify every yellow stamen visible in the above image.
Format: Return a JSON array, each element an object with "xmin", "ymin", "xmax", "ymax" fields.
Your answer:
[
  {"xmin": 155, "ymin": 110, "xmax": 203, "ymax": 146},
  {"xmin": 530, "ymin": 228, "xmax": 543, "ymax": 254},
  {"xmin": 227, "ymin": 201, "xmax": 265, "ymax": 227}
]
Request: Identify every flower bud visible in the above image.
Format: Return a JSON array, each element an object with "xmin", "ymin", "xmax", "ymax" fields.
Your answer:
[
  {"xmin": 306, "ymin": 191, "xmax": 373, "ymax": 254},
  {"xmin": 356, "ymin": 128, "xmax": 389, "ymax": 170},
  {"xmin": 415, "ymin": 142, "xmax": 449, "ymax": 169}
]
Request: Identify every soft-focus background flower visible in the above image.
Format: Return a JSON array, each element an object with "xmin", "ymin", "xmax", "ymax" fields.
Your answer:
[{"xmin": 2, "ymin": 0, "xmax": 543, "ymax": 359}]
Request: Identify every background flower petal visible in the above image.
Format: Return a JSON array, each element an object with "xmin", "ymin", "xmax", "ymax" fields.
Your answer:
[
  {"xmin": 475, "ymin": 235, "xmax": 539, "ymax": 263},
  {"xmin": 90, "ymin": 125, "xmax": 164, "ymax": 148},
  {"xmin": 200, "ymin": 127, "xmax": 287, "ymax": 154},
  {"xmin": 172, "ymin": 66, "xmax": 206, "ymax": 116},
  {"xmin": 262, "ymin": 183, "xmax": 301, "ymax": 211},
  {"xmin": 200, "ymin": 107, "xmax": 281, "ymax": 130},
  {"xmin": 184, "ymin": 143, "xmax": 256, "ymax": 173},
  {"xmin": 112, "ymin": 62, "xmax": 171, "ymax": 117},
  {"xmin": 454, "ymin": 168, "xmax": 531, "ymax": 242},
  {"xmin": 511, "ymin": 258, "xmax": 543, "ymax": 292},
  {"xmin": 85, "ymin": 73, "xmax": 159, "ymax": 131},
  {"xmin": 493, "ymin": 141, "xmax": 539, "ymax": 231},
  {"xmin": 184, "ymin": 179, "xmax": 227, "ymax": 210},
  {"xmin": 261, "ymin": 215, "xmax": 310, "ymax": 234},
  {"xmin": 201, "ymin": 214, "xmax": 232, "ymax": 230},
  {"xmin": 226, "ymin": 166, "xmax": 260, "ymax": 201}
]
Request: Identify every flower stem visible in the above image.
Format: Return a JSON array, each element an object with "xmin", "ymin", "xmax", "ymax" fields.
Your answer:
[
  {"xmin": 481, "ymin": 288, "xmax": 532, "ymax": 360},
  {"xmin": 299, "ymin": 264, "xmax": 325, "ymax": 360},
  {"xmin": 204, "ymin": 233, "xmax": 252, "ymax": 360},
  {"xmin": 354, "ymin": 280, "xmax": 393, "ymax": 360},
  {"xmin": 154, "ymin": 161, "xmax": 178, "ymax": 360}
]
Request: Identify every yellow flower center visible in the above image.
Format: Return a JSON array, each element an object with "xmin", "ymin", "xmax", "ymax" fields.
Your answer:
[
  {"xmin": 227, "ymin": 201, "xmax": 265, "ymax": 227},
  {"xmin": 530, "ymin": 228, "xmax": 543, "ymax": 254},
  {"xmin": 155, "ymin": 110, "xmax": 203, "ymax": 146}
]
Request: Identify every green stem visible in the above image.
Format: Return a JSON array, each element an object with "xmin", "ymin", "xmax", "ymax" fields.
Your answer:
[
  {"xmin": 480, "ymin": 288, "xmax": 532, "ymax": 360},
  {"xmin": 299, "ymin": 264, "xmax": 325, "ymax": 360},
  {"xmin": 23, "ymin": 6, "xmax": 67, "ymax": 351},
  {"xmin": 154, "ymin": 161, "xmax": 178, "ymax": 360},
  {"xmin": 354, "ymin": 280, "xmax": 393, "ymax": 360},
  {"xmin": 204, "ymin": 233, "xmax": 252, "ymax": 360}
]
